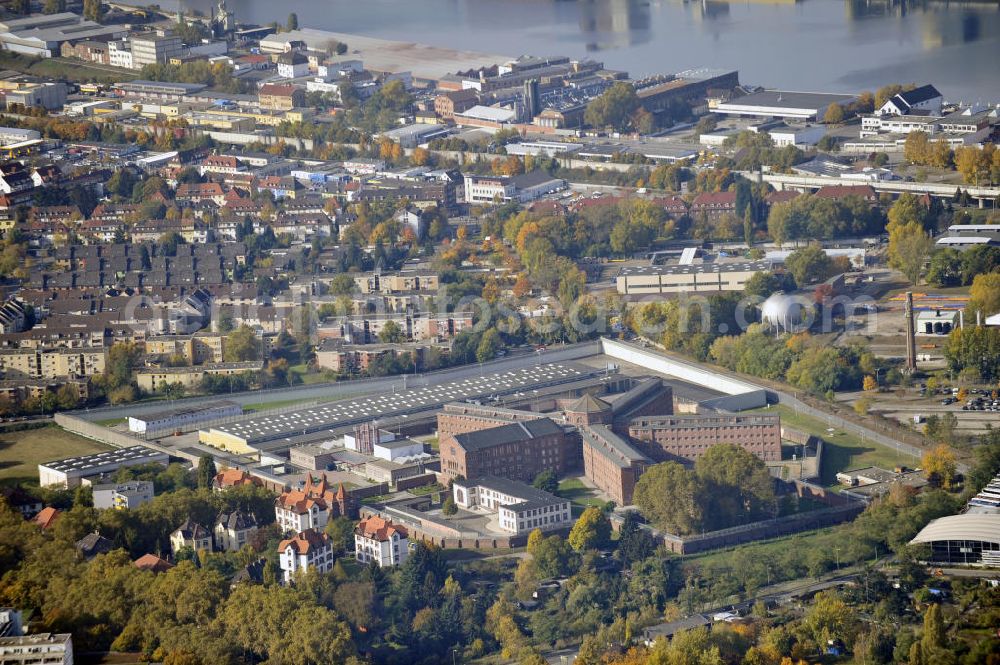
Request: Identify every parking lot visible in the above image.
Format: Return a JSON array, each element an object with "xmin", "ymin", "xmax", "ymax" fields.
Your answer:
[{"xmin": 843, "ymin": 384, "xmax": 1000, "ymax": 436}]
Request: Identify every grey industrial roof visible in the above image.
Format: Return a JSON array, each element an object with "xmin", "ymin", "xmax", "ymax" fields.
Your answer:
[
  {"xmin": 41, "ymin": 446, "xmax": 167, "ymax": 473},
  {"xmin": 453, "ymin": 418, "xmax": 564, "ymax": 452},
  {"xmin": 720, "ymin": 90, "xmax": 855, "ymax": 111},
  {"xmin": 208, "ymin": 363, "xmax": 588, "ymax": 445},
  {"xmin": 135, "ymin": 400, "xmax": 240, "ymax": 423}
]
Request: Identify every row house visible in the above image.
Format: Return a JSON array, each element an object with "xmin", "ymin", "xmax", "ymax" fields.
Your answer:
[
  {"xmin": 31, "ymin": 206, "xmax": 82, "ymax": 225},
  {"xmin": 90, "ymin": 203, "xmax": 139, "ymax": 222}
]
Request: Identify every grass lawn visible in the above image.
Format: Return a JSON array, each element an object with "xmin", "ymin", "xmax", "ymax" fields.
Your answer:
[
  {"xmin": 289, "ymin": 364, "xmax": 336, "ymax": 386},
  {"xmin": 683, "ymin": 526, "xmax": 841, "ymax": 568},
  {"xmin": 0, "ymin": 425, "xmax": 110, "ymax": 486},
  {"xmin": 95, "ymin": 417, "xmax": 127, "ymax": 427},
  {"xmin": 558, "ymin": 477, "xmax": 606, "ymax": 515},
  {"xmin": 0, "ymin": 52, "xmax": 139, "ymax": 84},
  {"xmin": 747, "ymin": 404, "xmax": 908, "ymax": 485}
]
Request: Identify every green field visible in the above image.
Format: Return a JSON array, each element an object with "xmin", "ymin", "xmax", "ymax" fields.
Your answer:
[
  {"xmin": 748, "ymin": 404, "xmax": 909, "ymax": 485},
  {"xmin": 0, "ymin": 425, "xmax": 110, "ymax": 486}
]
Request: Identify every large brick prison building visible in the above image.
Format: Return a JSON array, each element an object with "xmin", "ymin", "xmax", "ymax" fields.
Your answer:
[{"xmin": 627, "ymin": 414, "xmax": 782, "ymax": 463}]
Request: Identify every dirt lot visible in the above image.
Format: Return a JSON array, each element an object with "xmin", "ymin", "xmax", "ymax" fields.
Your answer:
[{"xmin": 0, "ymin": 424, "xmax": 110, "ymax": 486}]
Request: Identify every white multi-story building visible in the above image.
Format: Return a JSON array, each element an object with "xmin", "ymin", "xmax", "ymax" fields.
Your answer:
[
  {"xmin": 0, "ymin": 633, "xmax": 73, "ymax": 665},
  {"xmin": 276, "ymin": 51, "xmax": 309, "ymax": 78},
  {"xmin": 354, "ymin": 515, "xmax": 409, "ymax": 568},
  {"xmin": 462, "ymin": 170, "xmax": 565, "ymax": 204},
  {"xmin": 278, "ymin": 529, "xmax": 334, "ymax": 583},
  {"xmin": 108, "ymin": 40, "xmax": 132, "ymax": 69},
  {"xmin": 453, "ymin": 476, "xmax": 572, "ymax": 536},
  {"xmin": 90, "ymin": 481, "xmax": 154, "ymax": 510}
]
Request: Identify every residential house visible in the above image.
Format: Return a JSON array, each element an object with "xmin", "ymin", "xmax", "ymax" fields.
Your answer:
[
  {"xmin": 169, "ymin": 518, "xmax": 212, "ymax": 555},
  {"xmin": 354, "ymin": 515, "xmax": 409, "ymax": 568},
  {"xmin": 278, "ymin": 529, "xmax": 334, "ymax": 583},
  {"xmin": 274, "ymin": 474, "xmax": 354, "ymax": 533},
  {"xmin": 214, "ymin": 511, "xmax": 259, "ymax": 552}
]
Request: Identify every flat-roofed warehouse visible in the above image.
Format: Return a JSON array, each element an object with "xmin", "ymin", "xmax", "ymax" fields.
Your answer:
[
  {"xmin": 199, "ymin": 364, "xmax": 598, "ymax": 454},
  {"xmin": 128, "ymin": 400, "xmax": 242, "ymax": 435},
  {"xmin": 38, "ymin": 445, "xmax": 169, "ymax": 488},
  {"xmin": 616, "ymin": 262, "xmax": 769, "ymax": 295},
  {"xmin": 712, "ymin": 90, "xmax": 856, "ymax": 120}
]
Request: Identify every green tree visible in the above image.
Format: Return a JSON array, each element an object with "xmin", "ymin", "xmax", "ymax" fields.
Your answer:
[
  {"xmin": 328, "ymin": 273, "xmax": 356, "ymax": 296},
  {"xmin": 44, "ymin": 0, "xmax": 66, "ymax": 13},
  {"xmin": 224, "ymin": 325, "xmax": 260, "ymax": 362},
  {"xmin": 888, "ymin": 221, "xmax": 934, "ymax": 285},
  {"xmin": 83, "ymin": 0, "xmax": 104, "ymax": 23},
  {"xmin": 823, "ymin": 103, "xmax": 845, "ymax": 124},
  {"xmin": 944, "ymin": 324, "xmax": 1000, "ymax": 382},
  {"xmin": 324, "ymin": 516, "xmax": 355, "ymax": 555},
  {"xmin": 584, "ymin": 82, "xmax": 640, "ymax": 131},
  {"xmin": 475, "ymin": 328, "xmax": 502, "ymax": 363},
  {"xmin": 926, "ymin": 249, "xmax": 964, "ymax": 287},
  {"xmin": 567, "ymin": 506, "xmax": 611, "ymax": 552},
  {"xmin": 968, "ymin": 272, "xmax": 1000, "ymax": 317},
  {"xmin": 532, "ymin": 470, "xmax": 559, "ymax": 495},
  {"xmin": 196, "ymin": 455, "xmax": 216, "ymax": 489},
  {"xmin": 743, "ymin": 271, "xmax": 785, "ymax": 299},
  {"xmin": 694, "ymin": 444, "xmax": 776, "ymax": 528},
  {"xmin": 286, "ymin": 12, "xmax": 298, "ymax": 30},
  {"xmin": 377, "ymin": 320, "xmax": 406, "ymax": 344},
  {"xmin": 616, "ymin": 510, "xmax": 655, "ymax": 563},
  {"xmin": 785, "ymin": 243, "xmax": 834, "ymax": 286},
  {"xmin": 441, "ymin": 494, "xmax": 458, "ymax": 515},
  {"xmin": 633, "ymin": 462, "xmax": 703, "ymax": 535},
  {"xmin": 104, "ymin": 341, "xmax": 142, "ymax": 390}
]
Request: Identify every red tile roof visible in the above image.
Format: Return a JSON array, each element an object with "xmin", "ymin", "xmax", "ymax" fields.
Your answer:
[
  {"xmin": 279, "ymin": 528, "xmax": 330, "ymax": 554},
  {"xmin": 356, "ymin": 515, "xmax": 407, "ymax": 542},
  {"xmin": 33, "ymin": 506, "xmax": 59, "ymax": 529},
  {"xmin": 134, "ymin": 554, "xmax": 174, "ymax": 573},
  {"xmin": 814, "ymin": 185, "xmax": 877, "ymax": 201}
]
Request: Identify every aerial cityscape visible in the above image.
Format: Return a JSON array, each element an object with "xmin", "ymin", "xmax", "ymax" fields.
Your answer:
[{"xmin": 0, "ymin": 0, "xmax": 997, "ymax": 664}]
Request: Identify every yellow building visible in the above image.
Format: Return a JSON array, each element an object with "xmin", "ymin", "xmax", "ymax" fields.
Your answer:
[
  {"xmin": 0, "ymin": 348, "xmax": 107, "ymax": 380},
  {"xmin": 136, "ymin": 361, "xmax": 262, "ymax": 392}
]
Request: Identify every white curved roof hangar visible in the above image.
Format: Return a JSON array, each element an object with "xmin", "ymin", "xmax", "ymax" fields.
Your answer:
[{"xmin": 910, "ymin": 513, "xmax": 1000, "ymax": 545}]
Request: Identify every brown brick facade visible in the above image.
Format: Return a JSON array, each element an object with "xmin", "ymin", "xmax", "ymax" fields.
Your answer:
[{"xmin": 628, "ymin": 414, "xmax": 782, "ymax": 463}]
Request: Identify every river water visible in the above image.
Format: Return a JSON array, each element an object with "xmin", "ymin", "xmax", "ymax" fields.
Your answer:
[{"xmin": 157, "ymin": 0, "xmax": 999, "ymax": 101}]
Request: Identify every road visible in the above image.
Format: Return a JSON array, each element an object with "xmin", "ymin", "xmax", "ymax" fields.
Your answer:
[{"xmin": 73, "ymin": 341, "xmax": 600, "ymax": 422}]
